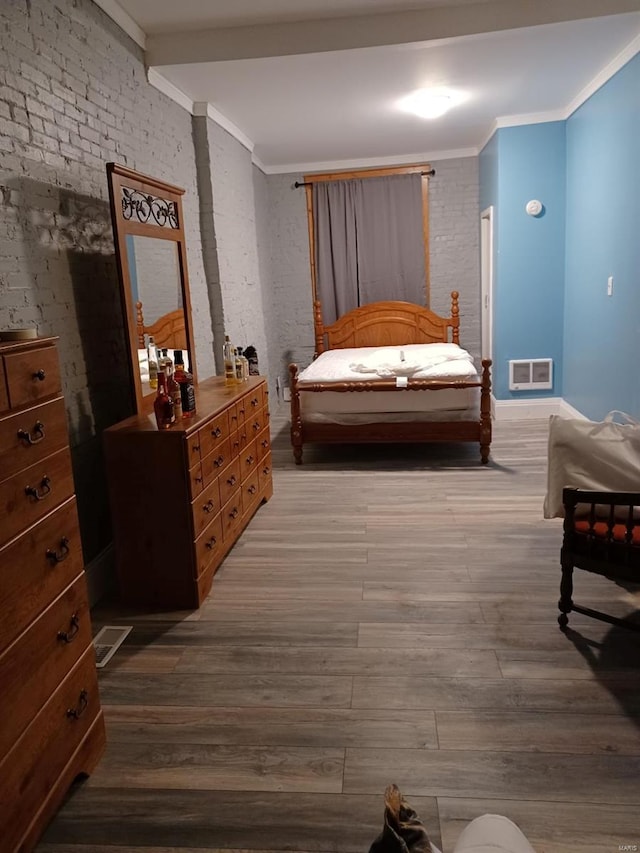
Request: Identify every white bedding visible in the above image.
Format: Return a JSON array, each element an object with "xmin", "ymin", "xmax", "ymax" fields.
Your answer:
[{"xmin": 298, "ymin": 343, "xmax": 478, "ymax": 384}]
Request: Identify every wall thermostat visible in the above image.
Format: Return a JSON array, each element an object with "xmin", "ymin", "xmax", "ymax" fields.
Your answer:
[{"xmin": 525, "ymin": 199, "xmax": 543, "ymax": 216}]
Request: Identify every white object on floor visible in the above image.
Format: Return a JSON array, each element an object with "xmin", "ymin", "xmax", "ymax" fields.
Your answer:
[{"xmin": 452, "ymin": 814, "xmax": 536, "ymax": 852}]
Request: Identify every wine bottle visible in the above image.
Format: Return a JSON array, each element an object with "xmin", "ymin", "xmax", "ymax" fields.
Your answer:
[
  {"xmin": 153, "ymin": 370, "xmax": 175, "ymax": 429},
  {"xmin": 165, "ymin": 364, "xmax": 182, "ymax": 419},
  {"xmin": 174, "ymin": 350, "xmax": 196, "ymax": 418}
]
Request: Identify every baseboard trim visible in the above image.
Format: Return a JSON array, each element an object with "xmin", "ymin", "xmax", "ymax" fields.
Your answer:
[
  {"xmin": 492, "ymin": 396, "xmax": 563, "ymax": 420},
  {"xmin": 85, "ymin": 544, "xmax": 116, "ymax": 608}
]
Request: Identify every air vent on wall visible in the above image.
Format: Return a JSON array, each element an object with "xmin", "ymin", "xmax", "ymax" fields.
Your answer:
[
  {"xmin": 93, "ymin": 625, "xmax": 132, "ymax": 668},
  {"xmin": 509, "ymin": 359, "xmax": 553, "ymax": 391}
]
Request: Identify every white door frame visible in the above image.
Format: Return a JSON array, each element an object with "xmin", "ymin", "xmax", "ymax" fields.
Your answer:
[{"xmin": 480, "ymin": 206, "xmax": 494, "ymax": 362}]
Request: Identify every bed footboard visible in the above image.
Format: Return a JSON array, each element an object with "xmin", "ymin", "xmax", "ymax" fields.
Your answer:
[{"xmin": 289, "ymin": 363, "xmax": 303, "ymax": 465}]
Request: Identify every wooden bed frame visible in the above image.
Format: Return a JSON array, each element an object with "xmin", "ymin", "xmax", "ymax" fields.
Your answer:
[
  {"xmin": 289, "ymin": 291, "xmax": 492, "ymax": 464},
  {"xmin": 136, "ymin": 301, "xmax": 187, "ymax": 351}
]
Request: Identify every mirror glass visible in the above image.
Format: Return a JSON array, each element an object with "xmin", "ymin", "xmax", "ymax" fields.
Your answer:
[
  {"xmin": 127, "ymin": 236, "xmax": 190, "ymax": 391},
  {"xmin": 106, "ymin": 163, "xmax": 197, "ymax": 415}
]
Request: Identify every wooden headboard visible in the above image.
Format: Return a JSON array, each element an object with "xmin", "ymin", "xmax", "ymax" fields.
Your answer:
[
  {"xmin": 136, "ymin": 302, "xmax": 187, "ymax": 351},
  {"xmin": 313, "ymin": 291, "xmax": 460, "ymax": 354}
]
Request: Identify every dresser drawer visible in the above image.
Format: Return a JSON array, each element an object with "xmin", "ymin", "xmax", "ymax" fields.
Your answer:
[
  {"xmin": 259, "ymin": 452, "xmax": 273, "ymax": 489},
  {"xmin": 0, "ymin": 574, "xmax": 92, "ymax": 759},
  {"xmin": 240, "ymin": 439, "xmax": 258, "ymax": 481},
  {"xmin": 194, "ymin": 512, "xmax": 224, "ymax": 577},
  {"xmin": 0, "ymin": 646, "xmax": 101, "ymax": 853},
  {"xmin": 198, "ymin": 410, "xmax": 230, "ymax": 458},
  {"xmin": 0, "ymin": 497, "xmax": 84, "ymax": 653},
  {"xmin": 218, "ymin": 457, "xmax": 241, "ymax": 506},
  {"xmin": 246, "ymin": 386, "xmax": 264, "ymax": 416},
  {"xmin": 256, "ymin": 425, "xmax": 271, "ymax": 460},
  {"xmin": 221, "ymin": 489, "xmax": 243, "ymax": 542},
  {"xmin": 191, "ymin": 476, "xmax": 221, "ymax": 539},
  {"xmin": 185, "ymin": 431, "xmax": 203, "ymax": 466},
  {"xmin": 246, "ymin": 407, "xmax": 266, "ymax": 440},
  {"xmin": 242, "ymin": 470, "xmax": 261, "ymax": 514},
  {"xmin": 227, "ymin": 402, "xmax": 240, "ymax": 432},
  {"xmin": 236, "ymin": 395, "xmax": 248, "ymax": 423},
  {"xmin": 0, "ymin": 396, "xmax": 68, "ymax": 483},
  {"xmin": 0, "ymin": 446, "xmax": 75, "ymax": 544},
  {"xmin": 201, "ymin": 437, "xmax": 231, "ymax": 487},
  {"xmin": 3, "ymin": 345, "xmax": 62, "ymax": 410}
]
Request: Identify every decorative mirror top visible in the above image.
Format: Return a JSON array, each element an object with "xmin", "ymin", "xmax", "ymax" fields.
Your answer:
[{"xmin": 121, "ymin": 186, "xmax": 179, "ymax": 229}]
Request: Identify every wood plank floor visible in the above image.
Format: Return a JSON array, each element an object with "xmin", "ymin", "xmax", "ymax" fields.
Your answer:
[{"xmin": 38, "ymin": 411, "xmax": 640, "ymax": 853}]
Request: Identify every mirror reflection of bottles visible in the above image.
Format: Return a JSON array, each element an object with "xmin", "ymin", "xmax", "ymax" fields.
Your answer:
[
  {"xmin": 148, "ymin": 335, "xmax": 159, "ymax": 390},
  {"xmin": 174, "ymin": 350, "xmax": 196, "ymax": 418},
  {"xmin": 235, "ymin": 347, "xmax": 249, "ymax": 382}
]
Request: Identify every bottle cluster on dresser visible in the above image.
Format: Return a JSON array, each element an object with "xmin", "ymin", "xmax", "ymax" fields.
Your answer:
[
  {"xmin": 223, "ymin": 335, "xmax": 259, "ymax": 386},
  {"xmin": 147, "ymin": 336, "xmax": 196, "ymax": 430}
]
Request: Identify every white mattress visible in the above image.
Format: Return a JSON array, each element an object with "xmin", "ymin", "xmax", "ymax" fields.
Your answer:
[
  {"xmin": 301, "ymin": 386, "xmax": 478, "ymax": 416},
  {"xmin": 297, "ymin": 343, "xmax": 477, "ymax": 383}
]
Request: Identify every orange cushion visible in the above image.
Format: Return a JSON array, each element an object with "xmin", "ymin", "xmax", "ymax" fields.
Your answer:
[{"xmin": 574, "ymin": 520, "xmax": 640, "ymax": 545}]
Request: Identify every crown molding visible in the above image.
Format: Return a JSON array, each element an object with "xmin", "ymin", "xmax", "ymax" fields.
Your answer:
[
  {"xmin": 193, "ymin": 102, "xmax": 255, "ymax": 153},
  {"xmin": 564, "ymin": 31, "xmax": 640, "ymax": 118},
  {"xmin": 147, "ymin": 68, "xmax": 194, "ymax": 113},
  {"xmin": 92, "ymin": 0, "xmax": 146, "ymax": 49},
  {"xmin": 262, "ymin": 147, "xmax": 479, "ymax": 175},
  {"xmin": 480, "ymin": 32, "xmax": 640, "ymax": 153}
]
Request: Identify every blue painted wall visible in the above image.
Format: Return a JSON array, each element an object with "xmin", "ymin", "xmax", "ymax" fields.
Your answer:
[
  {"xmin": 482, "ymin": 123, "xmax": 566, "ymax": 399},
  {"xmin": 563, "ymin": 52, "xmax": 640, "ymax": 419}
]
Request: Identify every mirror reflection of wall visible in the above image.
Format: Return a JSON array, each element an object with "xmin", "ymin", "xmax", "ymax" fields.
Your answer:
[{"xmin": 126, "ymin": 235, "xmax": 183, "ymax": 325}]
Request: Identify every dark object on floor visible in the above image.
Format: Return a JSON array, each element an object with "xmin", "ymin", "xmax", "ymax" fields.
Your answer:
[
  {"xmin": 368, "ymin": 784, "xmax": 433, "ymax": 853},
  {"xmin": 559, "ymin": 487, "xmax": 640, "ymax": 631}
]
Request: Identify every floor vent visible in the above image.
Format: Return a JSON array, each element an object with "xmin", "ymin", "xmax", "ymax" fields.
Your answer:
[
  {"xmin": 93, "ymin": 625, "xmax": 133, "ymax": 669},
  {"xmin": 509, "ymin": 358, "xmax": 553, "ymax": 391}
]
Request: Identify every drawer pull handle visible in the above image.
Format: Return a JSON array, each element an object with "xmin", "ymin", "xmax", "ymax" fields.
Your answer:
[
  {"xmin": 46, "ymin": 536, "xmax": 70, "ymax": 564},
  {"xmin": 251, "ymin": 398, "xmax": 258, "ymax": 407},
  {"xmin": 253, "ymin": 421, "xmax": 260, "ymax": 431},
  {"xmin": 195, "ymin": 476, "xmax": 203, "ymax": 484},
  {"xmin": 66, "ymin": 688, "xmax": 89, "ymax": 720},
  {"xmin": 227, "ymin": 474, "xmax": 237, "ymax": 486},
  {"xmin": 58, "ymin": 613, "xmax": 80, "ymax": 643},
  {"xmin": 203, "ymin": 499, "xmax": 215, "ymax": 514},
  {"xmin": 248, "ymin": 484, "xmax": 257, "ymax": 495},
  {"xmin": 213, "ymin": 455, "xmax": 224, "ymax": 468},
  {"xmin": 211, "ymin": 426, "xmax": 222, "ymax": 438},
  {"xmin": 263, "ymin": 466, "xmax": 271, "ymax": 475},
  {"xmin": 231, "ymin": 414, "xmax": 238, "ymax": 422},
  {"xmin": 246, "ymin": 455, "xmax": 254, "ymax": 465},
  {"xmin": 261, "ymin": 439, "xmax": 269, "ymax": 448},
  {"xmin": 205, "ymin": 536, "xmax": 217, "ymax": 550},
  {"xmin": 238, "ymin": 408, "xmax": 245, "ymax": 416},
  {"xmin": 33, "ymin": 369, "xmax": 46, "ymax": 381},
  {"xmin": 18, "ymin": 421, "xmax": 45, "ymax": 445},
  {"xmin": 233, "ymin": 441, "xmax": 240, "ymax": 449},
  {"xmin": 25, "ymin": 475, "xmax": 51, "ymax": 501},
  {"xmin": 193, "ymin": 444, "xmax": 200, "ymax": 453},
  {"xmin": 229, "ymin": 507, "xmax": 239, "ymax": 519}
]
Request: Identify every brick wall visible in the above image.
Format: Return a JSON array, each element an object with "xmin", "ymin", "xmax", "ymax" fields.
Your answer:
[
  {"xmin": 202, "ymin": 117, "xmax": 270, "ymax": 379},
  {"xmin": 0, "ymin": 0, "xmax": 212, "ymax": 574}
]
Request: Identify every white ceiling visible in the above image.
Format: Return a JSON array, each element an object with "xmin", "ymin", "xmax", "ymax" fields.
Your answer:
[{"xmin": 103, "ymin": 0, "xmax": 640, "ymax": 172}]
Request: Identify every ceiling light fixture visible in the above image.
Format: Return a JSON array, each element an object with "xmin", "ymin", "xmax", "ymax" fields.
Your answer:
[{"xmin": 398, "ymin": 87, "xmax": 467, "ymax": 119}]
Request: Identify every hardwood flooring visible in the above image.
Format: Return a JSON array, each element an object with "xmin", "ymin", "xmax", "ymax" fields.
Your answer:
[{"xmin": 37, "ymin": 412, "xmax": 640, "ymax": 853}]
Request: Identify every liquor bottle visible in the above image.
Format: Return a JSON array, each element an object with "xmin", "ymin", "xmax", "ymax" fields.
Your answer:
[
  {"xmin": 223, "ymin": 335, "xmax": 236, "ymax": 386},
  {"xmin": 153, "ymin": 371, "xmax": 175, "ymax": 429},
  {"xmin": 165, "ymin": 364, "xmax": 182, "ymax": 419},
  {"xmin": 235, "ymin": 347, "xmax": 244, "ymax": 382},
  {"xmin": 236, "ymin": 347, "xmax": 249, "ymax": 381},
  {"xmin": 159, "ymin": 348, "xmax": 173, "ymax": 375},
  {"xmin": 174, "ymin": 350, "xmax": 196, "ymax": 418},
  {"xmin": 148, "ymin": 335, "xmax": 159, "ymax": 390}
]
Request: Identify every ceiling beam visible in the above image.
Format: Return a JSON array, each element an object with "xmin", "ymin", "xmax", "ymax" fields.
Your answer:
[{"xmin": 146, "ymin": 0, "xmax": 640, "ymax": 66}]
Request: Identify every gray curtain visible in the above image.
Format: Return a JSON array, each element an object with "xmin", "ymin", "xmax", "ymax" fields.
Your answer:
[{"xmin": 313, "ymin": 174, "xmax": 426, "ymax": 325}]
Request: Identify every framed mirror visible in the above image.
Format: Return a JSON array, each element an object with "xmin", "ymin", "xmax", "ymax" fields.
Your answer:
[{"xmin": 106, "ymin": 163, "xmax": 197, "ymax": 414}]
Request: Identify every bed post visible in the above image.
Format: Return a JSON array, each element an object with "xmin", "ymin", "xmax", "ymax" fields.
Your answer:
[
  {"xmin": 289, "ymin": 363, "xmax": 304, "ymax": 465},
  {"xmin": 450, "ymin": 291, "xmax": 460, "ymax": 345},
  {"xmin": 480, "ymin": 358, "xmax": 492, "ymax": 464},
  {"xmin": 135, "ymin": 301, "xmax": 145, "ymax": 348},
  {"xmin": 313, "ymin": 301, "xmax": 325, "ymax": 357}
]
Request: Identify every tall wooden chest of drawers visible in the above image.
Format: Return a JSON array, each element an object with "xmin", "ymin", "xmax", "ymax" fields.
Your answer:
[
  {"xmin": 104, "ymin": 375, "xmax": 273, "ymax": 609},
  {"xmin": 0, "ymin": 336, "xmax": 106, "ymax": 853}
]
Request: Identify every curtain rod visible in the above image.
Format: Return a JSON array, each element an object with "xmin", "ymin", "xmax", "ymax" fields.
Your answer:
[{"xmin": 294, "ymin": 168, "xmax": 435, "ymax": 188}]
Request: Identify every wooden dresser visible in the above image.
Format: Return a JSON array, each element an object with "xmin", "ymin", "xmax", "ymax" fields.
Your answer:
[
  {"xmin": 104, "ymin": 375, "xmax": 273, "ymax": 609},
  {"xmin": 0, "ymin": 337, "xmax": 106, "ymax": 853}
]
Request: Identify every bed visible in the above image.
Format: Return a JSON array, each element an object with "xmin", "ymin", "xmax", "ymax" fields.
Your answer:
[
  {"xmin": 136, "ymin": 301, "xmax": 187, "ymax": 351},
  {"xmin": 288, "ymin": 291, "xmax": 492, "ymax": 464}
]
